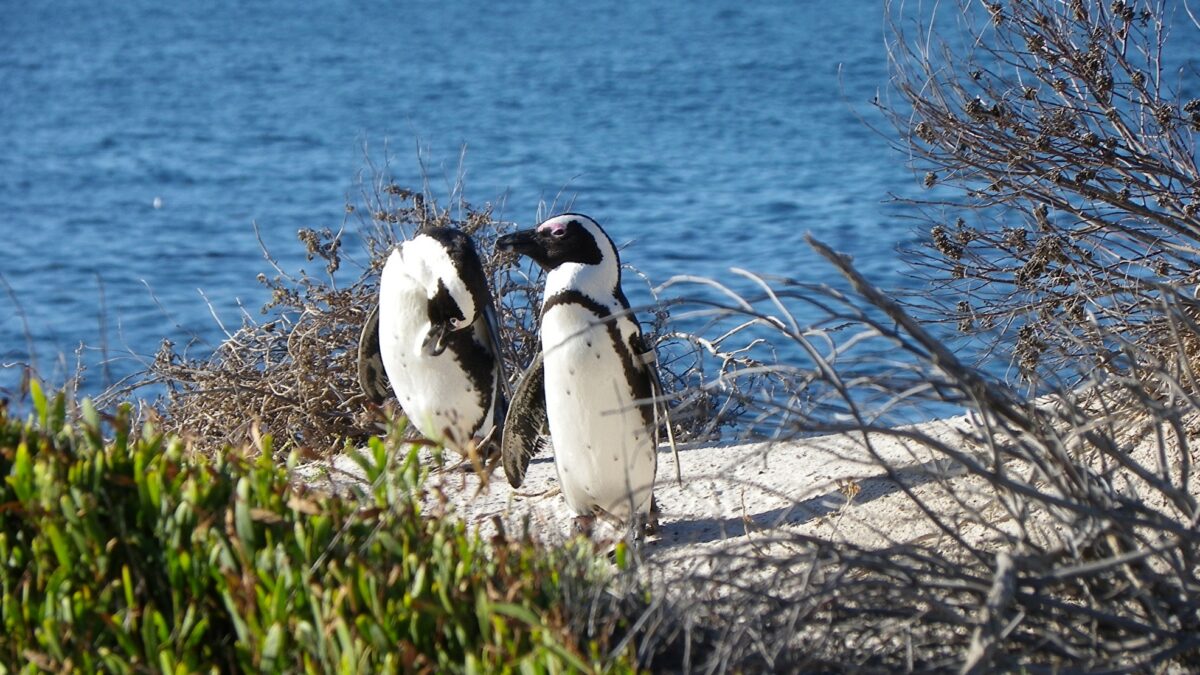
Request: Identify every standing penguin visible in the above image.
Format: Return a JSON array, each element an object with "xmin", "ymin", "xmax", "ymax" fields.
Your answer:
[
  {"xmin": 497, "ymin": 214, "xmax": 659, "ymax": 535},
  {"xmin": 363, "ymin": 226, "xmax": 507, "ymax": 455}
]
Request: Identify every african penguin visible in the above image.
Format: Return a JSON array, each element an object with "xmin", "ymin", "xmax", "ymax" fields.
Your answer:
[
  {"xmin": 497, "ymin": 213, "xmax": 659, "ymax": 534},
  {"xmin": 368, "ymin": 226, "xmax": 507, "ymax": 455}
]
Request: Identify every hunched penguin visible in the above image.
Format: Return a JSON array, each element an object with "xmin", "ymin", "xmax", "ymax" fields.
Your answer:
[
  {"xmin": 497, "ymin": 213, "xmax": 660, "ymax": 535},
  {"xmin": 361, "ymin": 226, "xmax": 508, "ymax": 455}
]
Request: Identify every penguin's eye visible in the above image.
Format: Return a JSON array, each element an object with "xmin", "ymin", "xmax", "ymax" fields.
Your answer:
[{"xmin": 550, "ymin": 226, "xmax": 567, "ymax": 238}]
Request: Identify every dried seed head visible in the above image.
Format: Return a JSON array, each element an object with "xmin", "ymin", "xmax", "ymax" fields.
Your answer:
[
  {"xmin": 924, "ymin": 172, "xmax": 938, "ymax": 188},
  {"xmin": 1016, "ymin": 235, "xmax": 1068, "ymax": 287},
  {"xmin": 957, "ymin": 300, "xmax": 974, "ymax": 332},
  {"xmin": 1039, "ymin": 108, "xmax": 1077, "ymax": 136},
  {"xmin": 1156, "ymin": 104, "xmax": 1175, "ymax": 128},
  {"xmin": 1067, "ymin": 299, "xmax": 1086, "ymax": 322},
  {"xmin": 1017, "ymin": 323, "xmax": 1046, "ymax": 371},
  {"xmin": 1034, "ymin": 204, "xmax": 1051, "ymax": 230},
  {"xmin": 1111, "ymin": 1, "xmax": 1135, "ymax": 22},
  {"xmin": 1004, "ymin": 227, "xmax": 1029, "ymax": 250},
  {"xmin": 931, "ymin": 225, "xmax": 963, "ymax": 260},
  {"xmin": 965, "ymin": 97, "xmax": 989, "ymax": 121},
  {"xmin": 153, "ymin": 338, "xmax": 176, "ymax": 370},
  {"xmin": 914, "ymin": 121, "xmax": 937, "ymax": 142},
  {"xmin": 985, "ymin": 2, "xmax": 1004, "ymax": 25},
  {"xmin": 1034, "ymin": 234, "xmax": 1067, "ymax": 262}
]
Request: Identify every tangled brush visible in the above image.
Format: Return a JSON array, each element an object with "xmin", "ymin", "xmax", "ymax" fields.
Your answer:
[{"xmin": 141, "ymin": 166, "xmax": 722, "ymax": 457}]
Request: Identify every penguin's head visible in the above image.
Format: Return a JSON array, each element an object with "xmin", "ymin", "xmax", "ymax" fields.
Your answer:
[
  {"xmin": 496, "ymin": 213, "xmax": 617, "ymax": 272},
  {"xmin": 400, "ymin": 228, "xmax": 489, "ymax": 355},
  {"xmin": 422, "ymin": 313, "xmax": 456, "ymax": 356}
]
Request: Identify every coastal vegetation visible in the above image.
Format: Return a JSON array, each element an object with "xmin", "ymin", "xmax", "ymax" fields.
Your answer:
[{"xmin": 0, "ymin": 385, "xmax": 636, "ymax": 672}]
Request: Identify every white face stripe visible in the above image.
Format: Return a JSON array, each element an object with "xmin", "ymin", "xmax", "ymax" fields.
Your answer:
[
  {"xmin": 538, "ymin": 215, "xmax": 621, "ymax": 302},
  {"xmin": 400, "ymin": 234, "xmax": 475, "ymax": 327},
  {"xmin": 537, "ymin": 218, "xmax": 569, "ymax": 237},
  {"xmin": 537, "ymin": 215, "xmax": 616, "ymax": 257}
]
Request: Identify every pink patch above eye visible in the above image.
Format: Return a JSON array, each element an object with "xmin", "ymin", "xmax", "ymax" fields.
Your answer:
[{"xmin": 539, "ymin": 222, "xmax": 567, "ymax": 236}]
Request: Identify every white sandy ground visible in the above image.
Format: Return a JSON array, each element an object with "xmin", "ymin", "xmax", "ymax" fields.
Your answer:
[
  {"xmin": 296, "ymin": 398, "xmax": 1200, "ymax": 590},
  {"xmin": 293, "ymin": 409, "xmax": 1035, "ymax": 580}
]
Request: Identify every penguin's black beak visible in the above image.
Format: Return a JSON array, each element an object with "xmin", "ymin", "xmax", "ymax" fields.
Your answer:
[
  {"xmin": 422, "ymin": 321, "xmax": 451, "ymax": 356},
  {"xmin": 496, "ymin": 229, "xmax": 543, "ymax": 258}
]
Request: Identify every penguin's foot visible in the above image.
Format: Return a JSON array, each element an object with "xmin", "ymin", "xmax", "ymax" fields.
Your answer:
[
  {"xmin": 474, "ymin": 428, "xmax": 502, "ymax": 460},
  {"xmin": 454, "ymin": 452, "xmax": 498, "ymax": 474},
  {"xmin": 643, "ymin": 496, "xmax": 661, "ymax": 536},
  {"xmin": 448, "ymin": 438, "xmax": 500, "ymax": 475},
  {"xmin": 642, "ymin": 512, "xmax": 660, "ymax": 537},
  {"xmin": 572, "ymin": 514, "xmax": 596, "ymax": 538}
]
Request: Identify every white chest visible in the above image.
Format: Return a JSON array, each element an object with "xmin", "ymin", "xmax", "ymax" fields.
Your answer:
[
  {"xmin": 377, "ymin": 257, "xmax": 494, "ymax": 452},
  {"xmin": 540, "ymin": 301, "xmax": 656, "ymax": 521}
]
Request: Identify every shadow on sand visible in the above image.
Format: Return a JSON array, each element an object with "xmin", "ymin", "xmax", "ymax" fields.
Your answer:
[{"xmin": 652, "ymin": 458, "xmax": 963, "ymax": 550}]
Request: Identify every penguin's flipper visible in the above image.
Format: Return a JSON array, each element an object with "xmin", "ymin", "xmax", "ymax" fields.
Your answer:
[
  {"xmin": 501, "ymin": 351, "xmax": 548, "ymax": 488},
  {"xmin": 482, "ymin": 302, "xmax": 511, "ymax": 401},
  {"xmin": 637, "ymin": 340, "xmax": 682, "ymax": 486},
  {"xmin": 357, "ymin": 304, "xmax": 391, "ymax": 404}
]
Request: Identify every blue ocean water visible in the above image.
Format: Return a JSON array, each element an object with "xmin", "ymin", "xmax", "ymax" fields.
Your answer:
[{"xmin": 2, "ymin": 0, "xmax": 957, "ymax": 400}]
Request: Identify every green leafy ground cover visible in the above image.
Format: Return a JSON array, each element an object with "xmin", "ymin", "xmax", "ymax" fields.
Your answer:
[{"xmin": 0, "ymin": 383, "xmax": 631, "ymax": 673}]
